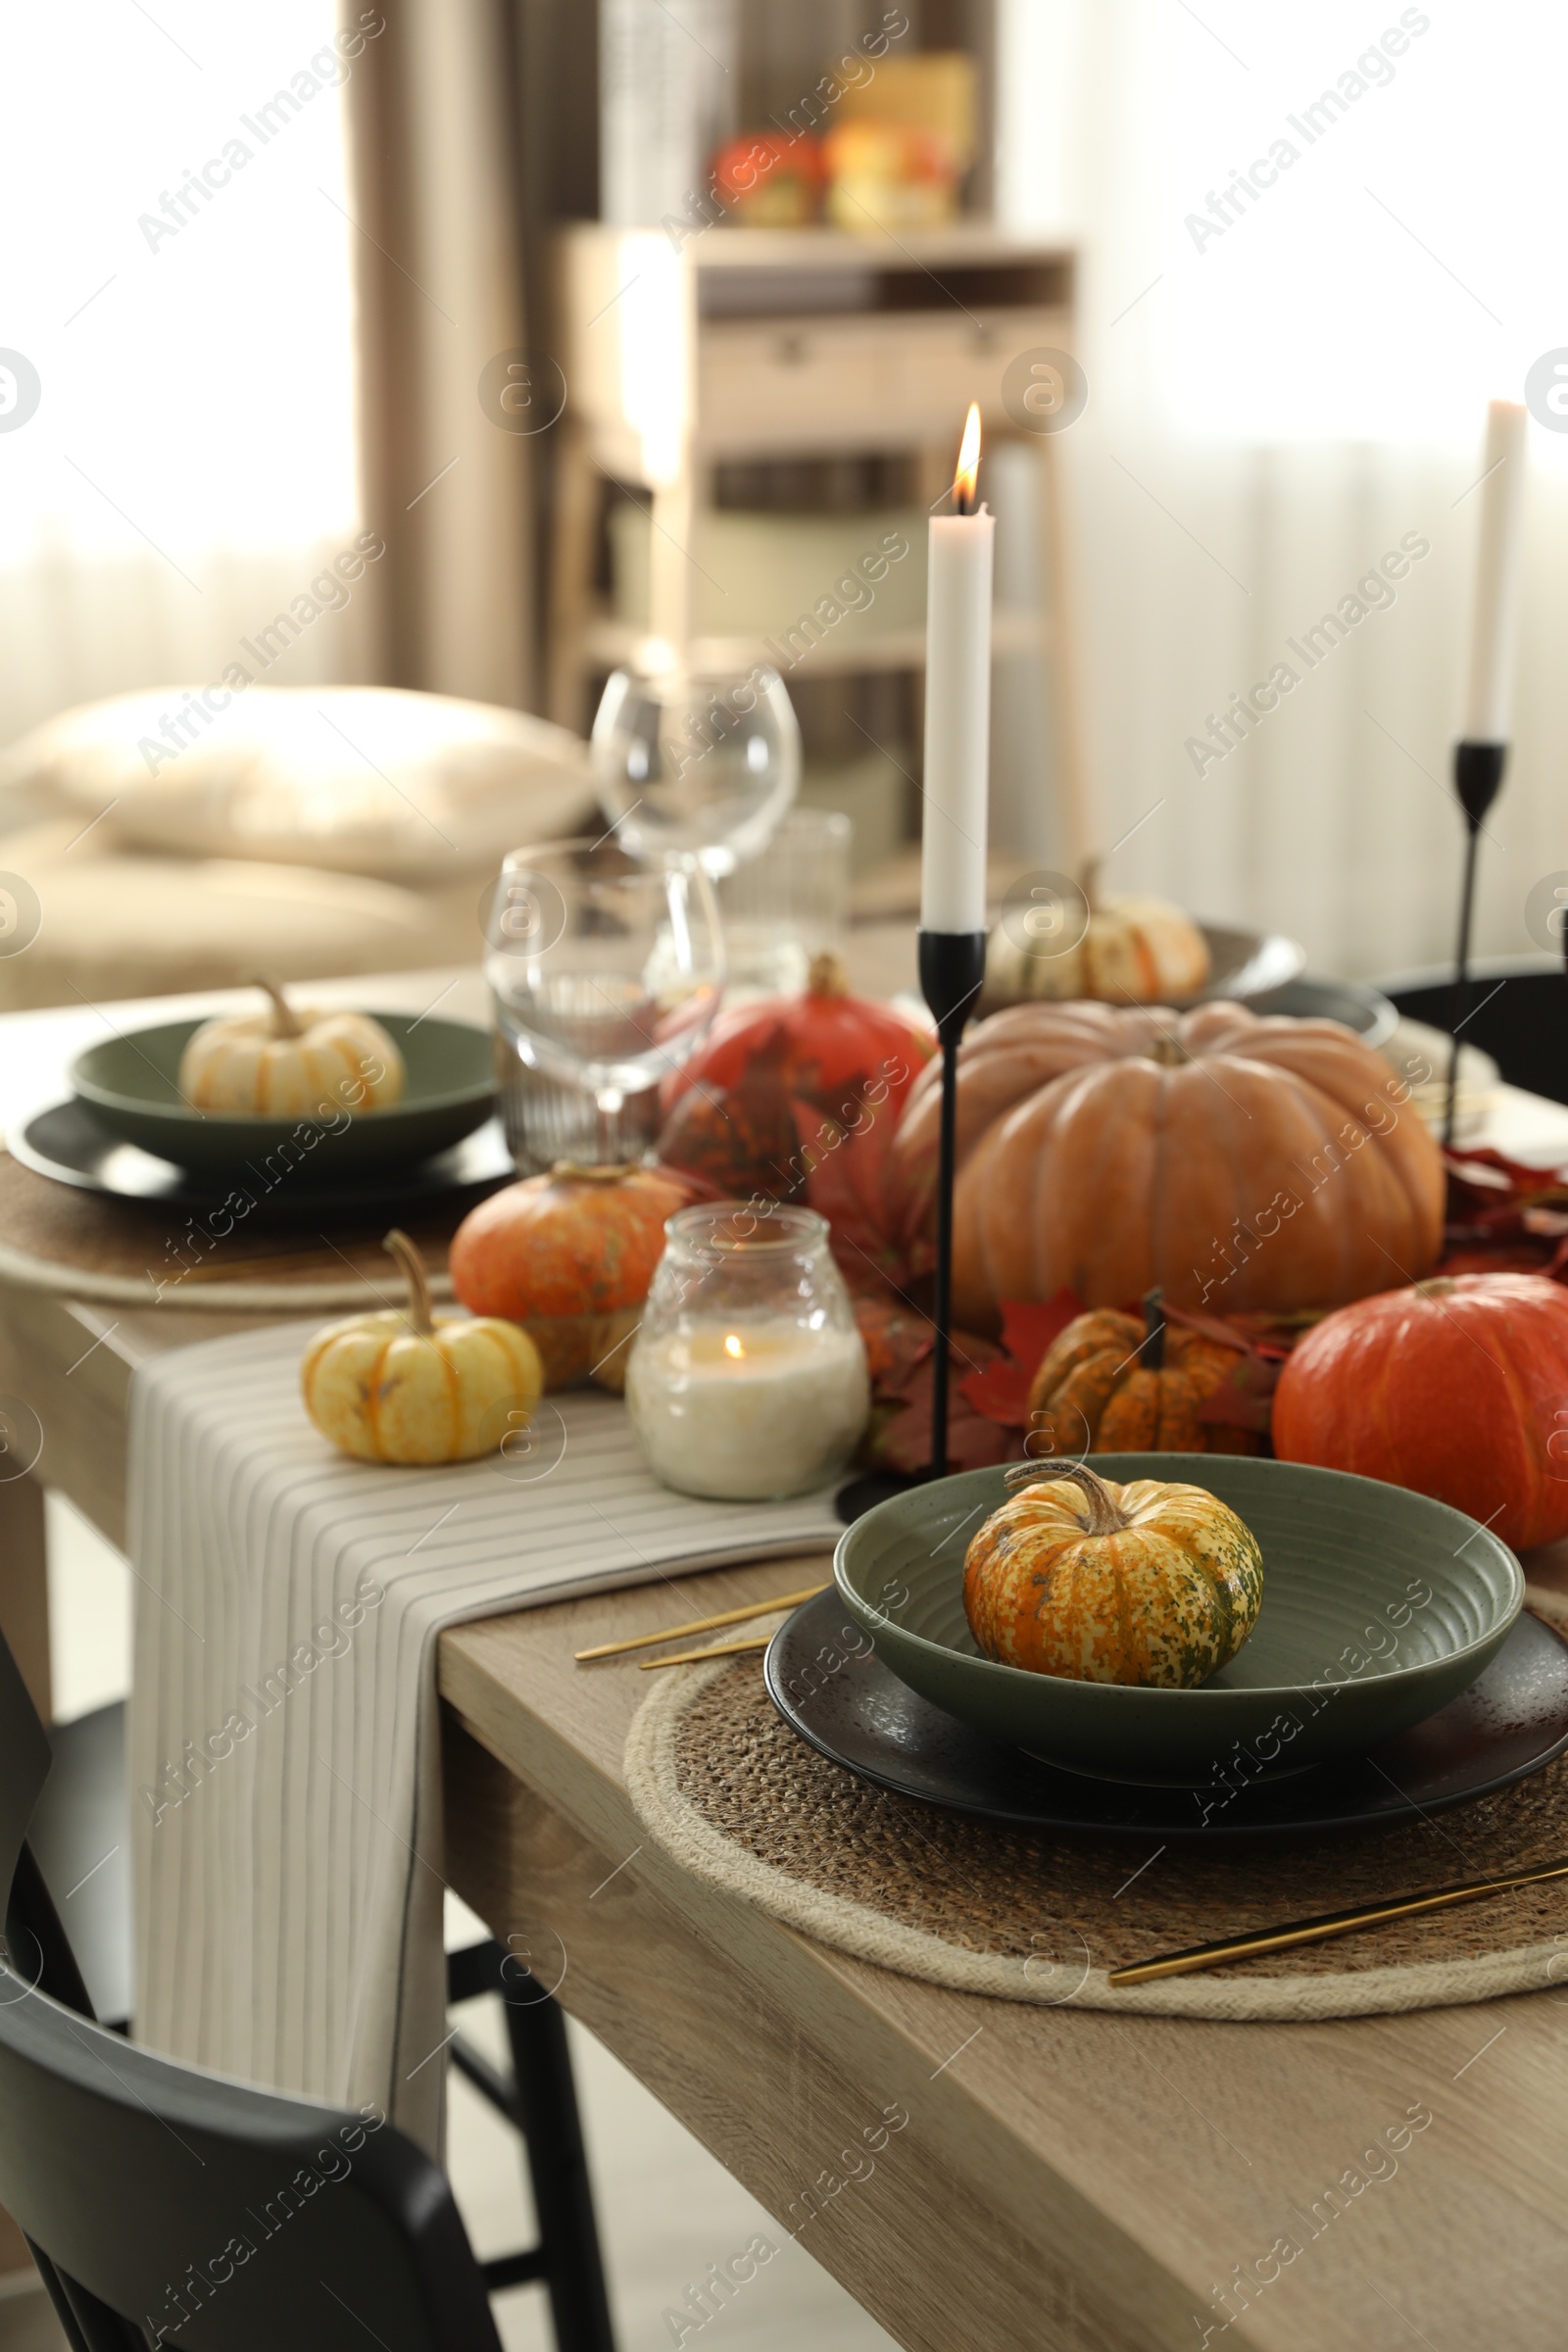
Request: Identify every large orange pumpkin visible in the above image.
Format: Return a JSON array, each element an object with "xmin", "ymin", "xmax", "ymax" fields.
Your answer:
[
  {"xmin": 1272, "ymin": 1272, "xmax": 1568, "ymax": 1551},
  {"xmin": 886, "ymin": 1002, "xmax": 1444, "ymax": 1329},
  {"xmin": 448, "ymin": 1162, "xmax": 693, "ymax": 1392}
]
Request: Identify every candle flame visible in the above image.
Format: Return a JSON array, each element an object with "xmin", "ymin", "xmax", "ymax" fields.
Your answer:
[
  {"xmin": 954, "ymin": 404, "xmax": 982, "ymax": 514},
  {"xmin": 723, "ymin": 1333, "xmax": 744, "ymax": 1359}
]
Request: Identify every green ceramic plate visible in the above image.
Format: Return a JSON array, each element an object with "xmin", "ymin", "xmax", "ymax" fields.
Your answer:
[
  {"xmin": 69, "ymin": 1013, "xmax": 496, "ymax": 1180},
  {"xmin": 834, "ymin": 1455, "xmax": 1524, "ymax": 1786}
]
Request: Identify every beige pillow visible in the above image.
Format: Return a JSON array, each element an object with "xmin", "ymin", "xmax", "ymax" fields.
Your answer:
[{"xmin": 0, "ymin": 685, "xmax": 594, "ymax": 882}]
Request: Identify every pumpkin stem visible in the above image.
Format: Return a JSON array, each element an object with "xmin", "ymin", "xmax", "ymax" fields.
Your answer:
[
  {"xmin": 551, "ymin": 1160, "xmax": 639, "ymax": 1184},
  {"xmin": 1414, "ymin": 1277, "xmax": 1457, "ymax": 1298},
  {"xmin": 1139, "ymin": 1287, "xmax": 1166, "ymax": 1371},
  {"xmin": 1004, "ymin": 1457, "xmax": 1132, "ymax": 1536},
  {"xmin": 251, "ymin": 976, "xmax": 302, "ymax": 1039},
  {"xmin": 807, "ymin": 951, "xmax": 851, "ymax": 999},
  {"xmin": 383, "ymin": 1228, "xmax": 434, "ymax": 1336}
]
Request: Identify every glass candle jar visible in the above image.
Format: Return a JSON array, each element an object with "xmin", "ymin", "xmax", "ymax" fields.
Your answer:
[{"xmin": 625, "ymin": 1205, "xmax": 870, "ymax": 1502}]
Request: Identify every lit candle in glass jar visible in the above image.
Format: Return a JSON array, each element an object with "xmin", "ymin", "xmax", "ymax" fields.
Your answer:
[{"xmin": 625, "ymin": 1207, "xmax": 870, "ymax": 1502}]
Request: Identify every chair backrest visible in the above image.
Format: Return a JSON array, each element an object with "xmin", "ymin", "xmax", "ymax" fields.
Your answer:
[
  {"xmin": 0, "ymin": 1627, "xmax": 502, "ymax": 2352},
  {"xmin": 0, "ymin": 1604, "xmax": 50, "ymax": 1908}
]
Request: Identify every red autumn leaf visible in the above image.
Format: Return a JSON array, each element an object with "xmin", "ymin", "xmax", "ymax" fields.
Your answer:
[
  {"xmin": 870, "ymin": 1384, "xmax": 1012, "ymax": 1475},
  {"xmin": 1196, "ymin": 1354, "xmax": 1280, "ymax": 1433},
  {"xmin": 948, "ymin": 1413, "xmax": 1018, "ymax": 1470},
  {"xmin": 998, "ymin": 1290, "xmax": 1084, "ymax": 1368},
  {"xmin": 959, "ymin": 1356, "xmax": 1034, "ymax": 1426},
  {"xmin": 853, "ymin": 1296, "xmax": 934, "ymax": 1392},
  {"xmin": 959, "ymin": 1288, "xmax": 1083, "ymax": 1428}
]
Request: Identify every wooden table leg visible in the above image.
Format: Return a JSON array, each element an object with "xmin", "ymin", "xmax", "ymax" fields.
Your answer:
[{"xmin": 442, "ymin": 1709, "xmax": 1132, "ymax": 2352}]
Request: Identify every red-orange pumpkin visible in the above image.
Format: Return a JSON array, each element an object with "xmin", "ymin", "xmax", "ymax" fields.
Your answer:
[
  {"xmin": 886, "ymin": 1002, "xmax": 1445, "ymax": 1330},
  {"xmin": 1273, "ymin": 1272, "xmax": 1568, "ymax": 1550},
  {"xmin": 448, "ymin": 1162, "xmax": 693, "ymax": 1393},
  {"xmin": 657, "ymin": 952, "xmax": 932, "ymax": 1279}
]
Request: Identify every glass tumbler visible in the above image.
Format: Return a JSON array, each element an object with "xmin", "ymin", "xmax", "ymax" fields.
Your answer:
[{"xmin": 625, "ymin": 1204, "xmax": 870, "ymax": 1502}]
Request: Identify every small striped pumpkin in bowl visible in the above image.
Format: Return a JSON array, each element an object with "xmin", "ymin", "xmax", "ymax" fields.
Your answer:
[{"xmin": 962, "ymin": 1461, "xmax": 1265, "ymax": 1688}]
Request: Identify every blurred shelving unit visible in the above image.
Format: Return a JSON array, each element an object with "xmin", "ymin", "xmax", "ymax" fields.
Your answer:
[{"xmin": 551, "ymin": 220, "xmax": 1087, "ymax": 872}]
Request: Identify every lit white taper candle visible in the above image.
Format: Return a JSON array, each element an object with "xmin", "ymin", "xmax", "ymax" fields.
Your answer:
[
  {"xmin": 921, "ymin": 404, "xmax": 995, "ymax": 934},
  {"xmin": 1462, "ymin": 398, "xmax": 1529, "ymax": 744}
]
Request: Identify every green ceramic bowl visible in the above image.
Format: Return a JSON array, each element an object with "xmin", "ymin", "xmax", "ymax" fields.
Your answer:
[
  {"xmin": 834, "ymin": 1455, "xmax": 1524, "ymax": 1787},
  {"xmin": 69, "ymin": 1013, "xmax": 496, "ymax": 1180}
]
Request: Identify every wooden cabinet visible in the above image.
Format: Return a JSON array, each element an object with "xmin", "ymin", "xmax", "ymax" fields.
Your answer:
[{"xmin": 551, "ymin": 221, "xmax": 1087, "ymax": 866}]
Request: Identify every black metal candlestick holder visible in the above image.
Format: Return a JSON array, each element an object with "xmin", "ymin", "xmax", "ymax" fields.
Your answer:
[
  {"xmin": 1445, "ymin": 740, "xmax": 1508, "ymax": 1148},
  {"xmin": 918, "ymin": 928, "xmax": 987, "ymax": 1477}
]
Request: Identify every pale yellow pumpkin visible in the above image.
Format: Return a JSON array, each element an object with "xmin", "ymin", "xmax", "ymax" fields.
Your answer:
[
  {"xmin": 963, "ymin": 1461, "xmax": 1263, "ymax": 1687},
  {"xmin": 179, "ymin": 978, "xmax": 406, "ymax": 1116},
  {"xmin": 985, "ymin": 858, "xmax": 1210, "ymax": 1009},
  {"xmin": 302, "ymin": 1230, "xmax": 544, "ymax": 1464}
]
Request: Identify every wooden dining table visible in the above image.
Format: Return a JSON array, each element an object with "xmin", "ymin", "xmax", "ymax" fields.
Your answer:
[{"xmin": 7, "ymin": 965, "xmax": 1568, "ymax": 2351}]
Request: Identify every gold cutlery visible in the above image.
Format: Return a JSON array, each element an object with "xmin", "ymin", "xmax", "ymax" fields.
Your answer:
[
  {"xmin": 638, "ymin": 1633, "xmax": 774, "ymax": 1672},
  {"xmin": 574, "ymin": 1582, "xmax": 828, "ymax": 1663},
  {"xmin": 1108, "ymin": 1855, "xmax": 1568, "ymax": 1986}
]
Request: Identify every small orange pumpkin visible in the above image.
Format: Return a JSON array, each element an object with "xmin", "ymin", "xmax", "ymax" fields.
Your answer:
[
  {"xmin": 1028, "ymin": 1294, "xmax": 1260, "ymax": 1459},
  {"xmin": 448, "ymin": 1162, "xmax": 694, "ymax": 1393},
  {"xmin": 963, "ymin": 1460, "xmax": 1264, "ymax": 1687}
]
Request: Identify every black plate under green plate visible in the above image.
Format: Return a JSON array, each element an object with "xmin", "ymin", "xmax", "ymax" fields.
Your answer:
[
  {"xmin": 10, "ymin": 1099, "xmax": 513, "ymax": 1227},
  {"xmin": 766, "ymin": 1589, "xmax": 1568, "ymax": 1838},
  {"xmin": 69, "ymin": 1012, "xmax": 496, "ymax": 1177}
]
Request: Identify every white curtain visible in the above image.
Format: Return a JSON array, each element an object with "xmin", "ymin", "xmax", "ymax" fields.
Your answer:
[
  {"xmin": 996, "ymin": 0, "xmax": 1568, "ymax": 981},
  {"xmin": 0, "ymin": 0, "xmax": 371, "ymax": 744}
]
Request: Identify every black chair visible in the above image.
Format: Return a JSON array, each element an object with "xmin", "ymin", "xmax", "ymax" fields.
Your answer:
[{"xmin": 5, "ymin": 1643, "xmax": 616, "ymax": 2351}]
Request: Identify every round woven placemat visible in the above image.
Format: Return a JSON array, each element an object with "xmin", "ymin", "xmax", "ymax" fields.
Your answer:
[
  {"xmin": 0, "ymin": 1148, "xmax": 458, "ymax": 1310},
  {"xmin": 624, "ymin": 1593, "xmax": 1568, "ymax": 2021}
]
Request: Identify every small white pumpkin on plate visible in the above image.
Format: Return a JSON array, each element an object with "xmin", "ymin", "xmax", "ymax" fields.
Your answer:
[
  {"xmin": 986, "ymin": 858, "xmax": 1211, "ymax": 1007},
  {"xmin": 178, "ymin": 978, "xmax": 406, "ymax": 1117}
]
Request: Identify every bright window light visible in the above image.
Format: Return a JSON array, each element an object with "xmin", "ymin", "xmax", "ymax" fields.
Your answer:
[
  {"xmin": 1158, "ymin": 5, "xmax": 1568, "ymax": 443},
  {"xmin": 0, "ymin": 0, "xmax": 362, "ymax": 567},
  {"xmin": 1001, "ymin": 0, "xmax": 1568, "ymax": 452}
]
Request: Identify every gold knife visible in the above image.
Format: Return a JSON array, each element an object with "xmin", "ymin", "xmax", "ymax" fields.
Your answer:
[{"xmin": 1108, "ymin": 1855, "xmax": 1568, "ymax": 1986}]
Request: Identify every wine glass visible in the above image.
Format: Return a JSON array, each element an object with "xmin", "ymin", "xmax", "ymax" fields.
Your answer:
[
  {"xmin": 591, "ymin": 665, "xmax": 801, "ymax": 877},
  {"xmin": 483, "ymin": 839, "xmax": 725, "ymax": 1172}
]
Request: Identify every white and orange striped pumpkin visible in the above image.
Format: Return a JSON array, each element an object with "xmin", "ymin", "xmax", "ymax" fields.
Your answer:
[
  {"xmin": 985, "ymin": 860, "xmax": 1211, "ymax": 1008},
  {"xmin": 179, "ymin": 979, "xmax": 405, "ymax": 1116},
  {"xmin": 303, "ymin": 1232, "xmax": 543, "ymax": 1464}
]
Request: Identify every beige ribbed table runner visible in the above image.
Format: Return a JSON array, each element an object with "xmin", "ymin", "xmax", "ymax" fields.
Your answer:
[{"xmin": 127, "ymin": 1318, "xmax": 843, "ymax": 2151}]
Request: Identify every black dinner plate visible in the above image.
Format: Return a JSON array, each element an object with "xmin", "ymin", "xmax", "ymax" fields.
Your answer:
[
  {"xmin": 9, "ymin": 1099, "xmax": 514, "ymax": 1228},
  {"xmin": 764, "ymin": 1588, "xmax": 1568, "ymax": 1839}
]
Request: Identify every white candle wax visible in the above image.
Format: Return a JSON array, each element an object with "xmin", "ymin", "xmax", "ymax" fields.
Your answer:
[
  {"xmin": 921, "ymin": 465, "xmax": 995, "ymax": 935},
  {"xmin": 625, "ymin": 1317, "xmax": 870, "ymax": 1502},
  {"xmin": 1462, "ymin": 398, "xmax": 1529, "ymax": 744}
]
